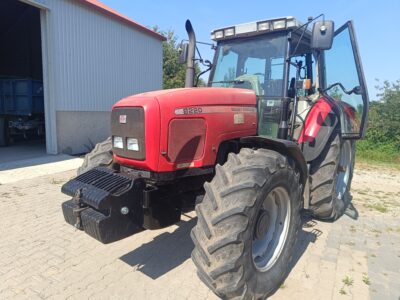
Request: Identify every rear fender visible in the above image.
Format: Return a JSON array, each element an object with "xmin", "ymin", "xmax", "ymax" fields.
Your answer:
[
  {"xmin": 298, "ymin": 97, "xmax": 339, "ymax": 162},
  {"xmin": 240, "ymin": 136, "xmax": 307, "ymax": 187},
  {"xmin": 334, "ymin": 99, "xmax": 359, "ymax": 138}
]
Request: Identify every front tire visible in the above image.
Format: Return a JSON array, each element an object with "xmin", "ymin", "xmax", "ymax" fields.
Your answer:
[
  {"xmin": 77, "ymin": 137, "xmax": 113, "ymax": 175},
  {"xmin": 191, "ymin": 148, "xmax": 302, "ymax": 299}
]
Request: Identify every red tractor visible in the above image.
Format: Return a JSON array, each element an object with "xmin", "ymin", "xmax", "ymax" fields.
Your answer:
[{"xmin": 62, "ymin": 15, "xmax": 368, "ymax": 299}]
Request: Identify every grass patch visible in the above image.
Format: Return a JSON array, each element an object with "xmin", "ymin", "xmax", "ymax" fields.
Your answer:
[
  {"xmin": 356, "ymin": 140, "xmax": 400, "ymax": 166},
  {"xmin": 362, "ymin": 274, "xmax": 371, "ymax": 285},
  {"xmin": 339, "ymin": 275, "xmax": 354, "ymax": 296},
  {"xmin": 356, "ymin": 158, "xmax": 400, "ymax": 170},
  {"xmin": 357, "ymin": 155, "xmax": 400, "ymax": 168},
  {"xmin": 342, "ymin": 276, "xmax": 354, "ymax": 286},
  {"xmin": 365, "ymin": 203, "xmax": 388, "ymax": 213}
]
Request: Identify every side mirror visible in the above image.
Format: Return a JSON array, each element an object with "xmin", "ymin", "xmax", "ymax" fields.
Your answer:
[
  {"xmin": 179, "ymin": 43, "xmax": 189, "ymax": 64},
  {"xmin": 311, "ymin": 20, "xmax": 334, "ymax": 50}
]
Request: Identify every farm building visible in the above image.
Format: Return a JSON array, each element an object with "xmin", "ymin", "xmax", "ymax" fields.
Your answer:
[{"xmin": 0, "ymin": 0, "xmax": 165, "ymax": 156}]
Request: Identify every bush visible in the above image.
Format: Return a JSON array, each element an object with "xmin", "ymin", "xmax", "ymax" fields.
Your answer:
[
  {"xmin": 356, "ymin": 140, "xmax": 400, "ymax": 163},
  {"xmin": 356, "ymin": 80, "xmax": 400, "ymax": 164}
]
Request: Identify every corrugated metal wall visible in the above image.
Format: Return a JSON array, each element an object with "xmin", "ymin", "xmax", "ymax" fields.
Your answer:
[{"xmin": 47, "ymin": 0, "xmax": 163, "ymax": 112}]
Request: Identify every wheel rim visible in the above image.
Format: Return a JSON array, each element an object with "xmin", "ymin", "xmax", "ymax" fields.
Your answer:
[
  {"xmin": 335, "ymin": 141, "xmax": 352, "ymax": 200},
  {"xmin": 252, "ymin": 186, "xmax": 291, "ymax": 272}
]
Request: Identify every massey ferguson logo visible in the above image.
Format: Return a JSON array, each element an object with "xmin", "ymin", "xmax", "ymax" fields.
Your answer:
[{"xmin": 119, "ymin": 115, "xmax": 127, "ymax": 124}]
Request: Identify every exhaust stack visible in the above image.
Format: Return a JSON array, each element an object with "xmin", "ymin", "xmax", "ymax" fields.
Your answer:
[{"xmin": 184, "ymin": 20, "xmax": 196, "ymax": 88}]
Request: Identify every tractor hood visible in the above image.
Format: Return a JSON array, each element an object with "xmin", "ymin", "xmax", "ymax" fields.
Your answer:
[
  {"xmin": 113, "ymin": 87, "xmax": 257, "ymax": 109},
  {"xmin": 111, "ymin": 87, "xmax": 257, "ymax": 172}
]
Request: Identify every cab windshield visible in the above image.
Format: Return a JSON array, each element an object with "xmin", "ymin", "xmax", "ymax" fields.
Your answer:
[{"xmin": 209, "ymin": 33, "xmax": 287, "ymax": 96}]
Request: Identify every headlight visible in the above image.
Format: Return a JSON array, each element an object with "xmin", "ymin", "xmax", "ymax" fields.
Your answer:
[
  {"xmin": 127, "ymin": 138, "xmax": 139, "ymax": 151},
  {"xmin": 113, "ymin": 136, "xmax": 123, "ymax": 149},
  {"xmin": 224, "ymin": 27, "xmax": 235, "ymax": 37},
  {"xmin": 257, "ymin": 21, "xmax": 270, "ymax": 31},
  {"xmin": 272, "ymin": 19, "xmax": 286, "ymax": 30},
  {"xmin": 214, "ymin": 30, "xmax": 223, "ymax": 39}
]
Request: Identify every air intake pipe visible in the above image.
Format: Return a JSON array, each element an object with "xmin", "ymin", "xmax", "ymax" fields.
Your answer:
[{"xmin": 184, "ymin": 20, "xmax": 196, "ymax": 88}]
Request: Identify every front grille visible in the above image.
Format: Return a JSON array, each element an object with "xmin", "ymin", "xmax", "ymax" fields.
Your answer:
[{"xmin": 111, "ymin": 107, "xmax": 145, "ymax": 160}]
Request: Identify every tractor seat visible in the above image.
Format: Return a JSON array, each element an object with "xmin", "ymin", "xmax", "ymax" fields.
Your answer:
[{"xmin": 233, "ymin": 74, "xmax": 262, "ymax": 95}]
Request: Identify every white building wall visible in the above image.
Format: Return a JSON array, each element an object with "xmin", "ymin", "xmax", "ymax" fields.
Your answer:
[
  {"xmin": 23, "ymin": 0, "xmax": 163, "ymax": 154},
  {"xmin": 47, "ymin": 0, "xmax": 163, "ymax": 112}
]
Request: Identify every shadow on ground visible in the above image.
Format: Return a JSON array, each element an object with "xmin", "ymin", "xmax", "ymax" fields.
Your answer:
[
  {"xmin": 120, "ymin": 213, "xmax": 323, "ymax": 283},
  {"xmin": 293, "ymin": 218, "xmax": 323, "ymax": 263},
  {"xmin": 120, "ymin": 218, "xmax": 196, "ymax": 279},
  {"xmin": 268, "ymin": 216, "xmax": 323, "ymax": 297}
]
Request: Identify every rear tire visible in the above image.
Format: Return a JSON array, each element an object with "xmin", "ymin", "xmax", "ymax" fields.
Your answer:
[
  {"xmin": 309, "ymin": 131, "xmax": 355, "ymax": 221},
  {"xmin": 77, "ymin": 137, "xmax": 113, "ymax": 175},
  {"xmin": 191, "ymin": 148, "xmax": 302, "ymax": 299}
]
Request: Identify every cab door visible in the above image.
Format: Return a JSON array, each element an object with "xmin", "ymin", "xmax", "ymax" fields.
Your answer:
[{"xmin": 324, "ymin": 21, "xmax": 369, "ymax": 139}]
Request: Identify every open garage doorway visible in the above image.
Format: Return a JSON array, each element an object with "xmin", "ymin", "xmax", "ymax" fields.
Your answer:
[{"xmin": 0, "ymin": 0, "xmax": 46, "ymax": 163}]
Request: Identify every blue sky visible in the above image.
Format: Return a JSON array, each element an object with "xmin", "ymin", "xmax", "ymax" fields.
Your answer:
[{"xmin": 102, "ymin": 0, "xmax": 398, "ymax": 100}]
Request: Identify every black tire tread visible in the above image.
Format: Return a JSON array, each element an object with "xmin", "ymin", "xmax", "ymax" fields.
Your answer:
[
  {"xmin": 77, "ymin": 137, "xmax": 113, "ymax": 175},
  {"xmin": 309, "ymin": 133, "xmax": 355, "ymax": 220},
  {"xmin": 191, "ymin": 148, "xmax": 302, "ymax": 299}
]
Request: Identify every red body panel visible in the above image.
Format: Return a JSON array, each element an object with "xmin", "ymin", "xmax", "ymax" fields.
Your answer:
[
  {"xmin": 113, "ymin": 88, "xmax": 257, "ymax": 172},
  {"xmin": 298, "ymin": 96, "xmax": 333, "ymax": 143}
]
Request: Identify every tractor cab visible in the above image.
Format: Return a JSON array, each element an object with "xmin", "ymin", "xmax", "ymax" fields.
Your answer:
[{"xmin": 207, "ymin": 16, "xmax": 368, "ymax": 141}]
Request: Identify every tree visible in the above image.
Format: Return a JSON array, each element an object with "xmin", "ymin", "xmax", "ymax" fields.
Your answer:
[
  {"xmin": 160, "ymin": 29, "xmax": 186, "ymax": 89},
  {"xmin": 154, "ymin": 27, "xmax": 205, "ymax": 89},
  {"xmin": 366, "ymin": 80, "xmax": 400, "ymax": 148},
  {"xmin": 357, "ymin": 79, "xmax": 400, "ymax": 162}
]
